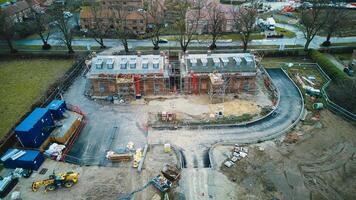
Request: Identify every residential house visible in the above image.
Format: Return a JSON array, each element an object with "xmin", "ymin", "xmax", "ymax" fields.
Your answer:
[
  {"xmin": 185, "ymin": 0, "xmax": 236, "ymax": 34},
  {"xmin": 80, "ymin": 0, "xmax": 150, "ymax": 35}
]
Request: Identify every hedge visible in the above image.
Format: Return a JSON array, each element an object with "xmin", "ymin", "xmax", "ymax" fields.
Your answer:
[{"xmin": 309, "ymin": 49, "xmax": 347, "ymax": 81}]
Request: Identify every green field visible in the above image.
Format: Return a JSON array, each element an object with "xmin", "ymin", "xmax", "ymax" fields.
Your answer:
[
  {"xmin": 0, "ymin": 58, "xmax": 75, "ymax": 139},
  {"xmin": 275, "ymin": 27, "xmax": 296, "ymax": 38},
  {"xmin": 261, "ymin": 56, "xmax": 312, "ymax": 68}
]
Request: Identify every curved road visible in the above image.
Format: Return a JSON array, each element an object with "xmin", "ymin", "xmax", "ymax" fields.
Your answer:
[{"xmin": 147, "ymin": 68, "xmax": 303, "ymax": 168}]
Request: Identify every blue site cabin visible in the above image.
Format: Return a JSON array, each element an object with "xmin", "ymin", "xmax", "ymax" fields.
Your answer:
[
  {"xmin": 46, "ymin": 99, "xmax": 67, "ymax": 119},
  {"xmin": 15, "ymin": 108, "xmax": 54, "ymax": 148},
  {"xmin": 1, "ymin": 149, "xmax": 44, "ymax": 170}
]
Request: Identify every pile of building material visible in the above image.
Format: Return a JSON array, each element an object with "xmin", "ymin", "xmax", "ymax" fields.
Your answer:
[
  {"xmin": 0, "ymin": 175, "xmax": 18, "ymax": 198},
  {"xmin": 133, "ymin": 149, "xmax": 143, "ymax": 168},
  {"xmin": 295, "ymin": 73, "xmax": 320, "ymax": 96},
  {"xmin": 106, "ymin": 151, "xmax": 132, "ymax": 162},
  {"xmin": 44, "ymin": 143, "xmax": 66, "ymax": 160},
  {"xmin": 224, "ymin": 144, "xmax": 248, "ymax": 168}
]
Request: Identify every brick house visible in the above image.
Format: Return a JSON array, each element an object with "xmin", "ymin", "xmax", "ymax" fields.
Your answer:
[
  {"xmin": 88, "ymin": 52, "xmax": 170, "ymax": 98},
  {"xmin": 185, "ymin": 0, "xmax": 236, "ymax": 34},
  {"xmin": 80, "ymin": 0, "xmax": 150, "ymax": 35}
]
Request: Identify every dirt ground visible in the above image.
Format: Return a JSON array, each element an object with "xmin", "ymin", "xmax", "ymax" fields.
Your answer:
[
  {"xmin": 213, "ymin": 110, "xmax": 356, "ymax": 200},
  {"xmin": 1, "ymin": 145, "xmax": 179, "ymax": 200},
  {"xmin": 146, "ymin": 75, "xmax": 272, "ymax": 124}
]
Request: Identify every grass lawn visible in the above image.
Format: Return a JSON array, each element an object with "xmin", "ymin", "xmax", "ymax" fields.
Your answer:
[
  {"xmin": 275, "ymin": 27, "xmax": 296, "ymax": 38},
  {"xmin": 322, "ymin": 42, "xmax": 356, "ymax": 47},
  {"xmin": 261, "ymin": 56, "xmax": 312, "ymax": 68},
  {"xmin": 332, "ymin": 53, "xmax": 352, "ymax": 61},
  {"xmin": 0, "ymin": 58, "xmax": 75, "ymax": 139}
]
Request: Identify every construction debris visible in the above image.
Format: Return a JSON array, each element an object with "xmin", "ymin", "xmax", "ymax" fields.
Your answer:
[
  {"xmin": 284, "ymin": 133, "xmax": 300, "ymax": 144},
  {"xmin": 151, "ymin": 175, "xmax": 172, "ymax": 193},
  {"xmin": 224, "ymin": 144, "xmax": 249, "ymax": 168},
  {"xmin": 161, "ymin": 164, "xmax": 181, "ymax": 182},
  {"xmin": 160, "ymin": 112, "xmax": 176, "ymax": 122}
]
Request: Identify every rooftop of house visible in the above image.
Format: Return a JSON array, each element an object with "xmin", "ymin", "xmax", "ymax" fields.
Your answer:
[
  {"xmin": 88, "ymin": 54, "xmax": 169, "ymax": 77},
  {"xmin": 182, "ymin": 53, "xmax": 257, "ymax": 74},
  {"xmin": 80, "ymin": 6, "xmax": 149, "ymax": 21},
  {"xmin": 3, "ymin": 0, "xmax": 30, "ymax": 15}
]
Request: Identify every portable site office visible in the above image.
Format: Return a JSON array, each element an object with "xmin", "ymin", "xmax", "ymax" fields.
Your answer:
[{"xmin": 15, "ymin": 108, "xmax": 55, "ymax": 148}]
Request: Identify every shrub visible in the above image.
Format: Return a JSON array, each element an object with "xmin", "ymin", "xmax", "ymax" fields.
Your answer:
[{"xmin": 309, "ymin": 49, "xmax": 347, "ymax": 81}]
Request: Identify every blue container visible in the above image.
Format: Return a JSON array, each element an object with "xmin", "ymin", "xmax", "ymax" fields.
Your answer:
[
  {"xmin": 15, "ymin": 108, "xmax": 54, "ymax": 148},
  {"xmin": 2, "ymin": 149, "xmax": 44, "ymax": 170},
  {"xmin": 46, "ymin": 100, "xmax": 67, "ymax": 119}
]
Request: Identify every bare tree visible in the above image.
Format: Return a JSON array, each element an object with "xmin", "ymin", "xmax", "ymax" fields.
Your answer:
[
  {"xmin": 27, "ymin": 4, "xmax": 53, "ymax": 49},
  {"xmin": 110, "ymin": 5, "xmax": 131, "ymax": 53},
  {"xmin": 49, "ymin": 4, "xmax": 75, "ymax": 54},
  {"xmin": 88, "ymin": 2, "xmax": 110, "ymax": 48},
  {"xmin": 300, "ymin": 0, "xmax": 328, "ymax": 50},
  {"xmin": 207, "ymin": 2, "xmax": 225, "ymax": 50},
  {"xmin": 146, "ymin": 0, "xmax": 166, "ymax": 50},
  {"xmin": 0, "ymin": 11, "xmax": 17, "ymax": 53},
  {"xmin": 174, "ymin": 0, "xmax": 204, "ymax": 52},
  {"xmin": 321, "ymin": 8, "xmax": 350, "ymax": 46},
  {"xmin": 233, "ymin": 6, "xmax": 258, "ymax": 52}
]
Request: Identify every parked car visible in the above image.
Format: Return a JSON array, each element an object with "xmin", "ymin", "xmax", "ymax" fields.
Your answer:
[
  {"xmin": 158, "ymin": 38, "xmax": 168, "ymax": 43},
  {"xmin": 63, "ymin": 11, "xmax": 73, "ymax": 18}
]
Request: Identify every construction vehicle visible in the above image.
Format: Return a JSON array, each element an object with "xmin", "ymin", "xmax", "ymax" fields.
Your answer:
[{"xmin": 32, "ymin": 171, "xmax": 78, "ymax": 192}]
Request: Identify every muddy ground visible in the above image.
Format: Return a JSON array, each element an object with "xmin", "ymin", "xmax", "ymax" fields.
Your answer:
[
  {"xmin": 1, "ymin": 145, "xmax": 179, "ymax": 200},
  {"xmin": 214, "ymin": 110, "xmax": 356, "ymax": 200}
]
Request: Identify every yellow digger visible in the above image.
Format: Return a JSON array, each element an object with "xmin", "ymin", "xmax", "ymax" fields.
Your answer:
[{"xmin": 32, "ymin": 171, "xmax": 79, "ymax": 192}]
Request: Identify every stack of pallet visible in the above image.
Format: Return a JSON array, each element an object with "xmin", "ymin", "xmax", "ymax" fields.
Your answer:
[{"xmin": 106, "ymin": 151, "xmax": 132, "ymax": 162}]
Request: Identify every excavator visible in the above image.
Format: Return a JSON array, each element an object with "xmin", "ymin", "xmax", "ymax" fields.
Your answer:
[{"xmin": 32, "ymin": 171, "xmax": 79, "ymax": 192}]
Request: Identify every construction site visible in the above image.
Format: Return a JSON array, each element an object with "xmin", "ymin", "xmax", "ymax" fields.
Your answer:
[{"xmin": 0, "ymin": 49, "xmax": 355, "ymax": 200}]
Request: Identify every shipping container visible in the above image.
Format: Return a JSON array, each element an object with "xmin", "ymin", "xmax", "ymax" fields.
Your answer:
[
  {"xmin": 15, "ymin": 108, "xmax": 55, "ymax": 148},
  {"xmin": 1, "ymin": 149, "xmax": 45, "ymax": 170},
  {"xmin": 46, "ymin": 99, "xmax": 67, "ymax": 119}
]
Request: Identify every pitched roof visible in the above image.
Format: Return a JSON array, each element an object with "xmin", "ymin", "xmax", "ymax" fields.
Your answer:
[{"xmin": 4, "ymin": 0, "xmax": 30, "ymax": 16}]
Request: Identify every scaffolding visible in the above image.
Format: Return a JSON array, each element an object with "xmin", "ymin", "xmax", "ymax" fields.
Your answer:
[
  {"xmin": 208, "ymin": 72, "xmax": 225, "ymax": 104},
  {"xmin": 116, "ymin": 76, "xmax": 135, "ymax": 101}
]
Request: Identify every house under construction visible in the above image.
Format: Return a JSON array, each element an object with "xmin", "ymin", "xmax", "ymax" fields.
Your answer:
[
  {"xmin": 180, "ymin": 53, "xmax": 257, "ymax": 103},
  {"xmin": 87, "ymin": 52, "xmax": 170, "ymax": 100},
  {"xmin": 88, "ymin": 52, "xmax": 257, "ymax": 103}
]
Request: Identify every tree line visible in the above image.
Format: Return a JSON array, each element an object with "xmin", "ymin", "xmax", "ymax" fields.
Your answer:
[{"xmin": 0, "ymin": 0, "xmax": 353, "ymax": 54}]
